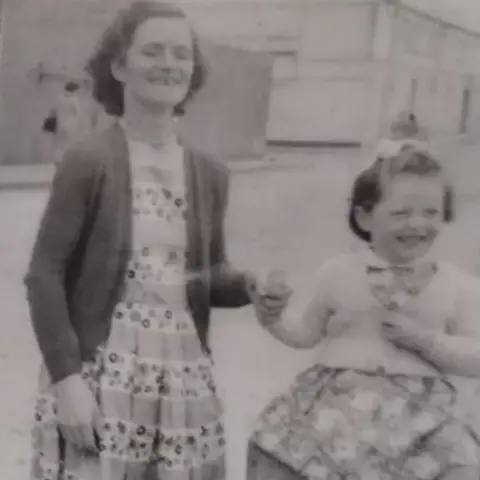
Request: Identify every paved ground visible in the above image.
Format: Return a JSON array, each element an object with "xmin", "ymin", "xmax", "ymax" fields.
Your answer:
[{"xmin": 2, "ymin": 142, "xmax": 480, "ymax": 479}]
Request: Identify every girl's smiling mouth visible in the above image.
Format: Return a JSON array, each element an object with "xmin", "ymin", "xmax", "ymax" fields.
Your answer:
[{"xmin": 396, "ymin": 233, "xmax": 431, "ymax": 247}]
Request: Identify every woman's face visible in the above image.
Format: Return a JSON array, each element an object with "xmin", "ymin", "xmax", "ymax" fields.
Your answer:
[{"xmin": 114, "ymin": 16, "xmax": 195, "ymax": 111}]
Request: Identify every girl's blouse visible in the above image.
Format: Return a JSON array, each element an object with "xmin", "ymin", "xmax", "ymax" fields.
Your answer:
[{"xmin": 308, "ymin": 249, "xmax": 480, "ymax": 376}]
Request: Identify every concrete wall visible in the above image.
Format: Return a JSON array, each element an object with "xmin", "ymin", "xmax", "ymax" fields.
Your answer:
[
  {"xmin": 267, "ymin": 2, "xmax": 376, "ymax": 143},
  {"xmin": 188, "ymin": 1, "xmax": 379, "ymax": 145},
  {"xmin": 2, "ymin": 0, "xmax": 480, "ymax": 163},
  {"xmin": 0, "ymin": 0, "xmax": 271, "ymax": 164},
  {"xmin": 377, "ymin": 3, "xmax": 480, "ymax": 140},
  {"xmin": 0, "ymin": 0, "xmax": 125, "ymax": 164}
]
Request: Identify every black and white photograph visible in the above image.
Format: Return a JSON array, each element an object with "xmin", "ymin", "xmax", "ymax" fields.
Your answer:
[{"xmin": 3, "ymin": 0, "xmax": 480, "ymax": 479}]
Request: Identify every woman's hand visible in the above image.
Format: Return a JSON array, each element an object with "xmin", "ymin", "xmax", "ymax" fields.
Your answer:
[
  {"xmin": 55, "ymin": 373, "xmax": 101, "ymax": 452},
  {"xmin": 381, "ymin": 311, "xmax": 432, "ymax": 355},
  {"xmin": 247, "ymin": 270, "xmax": 292, "ymax": 327}
]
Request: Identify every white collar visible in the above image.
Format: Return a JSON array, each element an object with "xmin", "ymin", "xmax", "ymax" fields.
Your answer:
[{"xmin": 359, "ymin": 246, "xmax": 436, "ymax": 269}]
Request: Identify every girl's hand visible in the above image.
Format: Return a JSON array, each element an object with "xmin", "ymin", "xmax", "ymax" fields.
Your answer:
[
  {"xmin": 381, "ymin": 311, "xmax": 431, "ymax": 354},
  {"xmin": 248, "ymin": 270, "xmax": 292, "ymax": 326},
  {"xmin": 55, "ymin": 373, "xmax": 101, "ymax": 453}
]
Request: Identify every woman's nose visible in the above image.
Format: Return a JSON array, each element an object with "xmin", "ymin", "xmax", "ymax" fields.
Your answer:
[{"xmin": 160, "ymin": 48, "xmax": 176, "ymax": 68}]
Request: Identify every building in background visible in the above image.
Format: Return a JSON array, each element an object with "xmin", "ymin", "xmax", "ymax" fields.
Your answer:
[
  {"xmin": 186, "ymin": 0, "xmax": 480, "ymax": 149},
  {"xmin": 1, "ymin": 0, "xmax": 480, "ymax": 164}
]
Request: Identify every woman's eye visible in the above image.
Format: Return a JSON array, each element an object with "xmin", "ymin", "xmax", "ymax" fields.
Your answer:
[
  {"xmin": 174, "ymin": 46, "xmax": 192, "ymax": 59},
  {"xmin": 141, "ymin": 45, "xmax": 164, "ymax": 57},
  {"xmin": 425, "ymin": 208, "xmax": 439, "ymax": 217}
]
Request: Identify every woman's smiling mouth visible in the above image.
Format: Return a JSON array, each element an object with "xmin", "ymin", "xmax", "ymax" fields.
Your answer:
[{"xmin": 147, "ymin": 72, "xmax": 184, "ymax": 85}]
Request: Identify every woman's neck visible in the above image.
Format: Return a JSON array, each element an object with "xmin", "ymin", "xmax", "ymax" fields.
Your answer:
[{"xmin": 122, "ymin": 96, "xmax": 177, "ymax": 146}]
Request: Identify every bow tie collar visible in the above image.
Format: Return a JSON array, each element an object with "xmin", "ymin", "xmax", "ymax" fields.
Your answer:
[{"xmin": 362, "ymin": 249, "xmax": 438, "ymax": 310}]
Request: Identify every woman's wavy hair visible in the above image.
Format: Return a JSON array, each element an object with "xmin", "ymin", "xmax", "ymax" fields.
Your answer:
[
  {"xmin": 85, "ymin": 1, "xmax": 207, "ymax": 117},
  {"xmin": 348, "ymin": 146, "xmax": 454, "ymax": 242}
]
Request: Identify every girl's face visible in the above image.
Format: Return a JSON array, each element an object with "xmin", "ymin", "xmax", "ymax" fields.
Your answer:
[
  {"xmin": 113, "ymin": 16, "xmax": 194, "ymax": 111},
  {"xmin": 363, "ymin": 174, "xmax": 444, "ymax": 264}
]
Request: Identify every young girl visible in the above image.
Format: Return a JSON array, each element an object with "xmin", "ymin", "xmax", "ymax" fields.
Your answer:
[{"xmin": 248, "ymin": 148, "xmax": 480, "ymax": 480}]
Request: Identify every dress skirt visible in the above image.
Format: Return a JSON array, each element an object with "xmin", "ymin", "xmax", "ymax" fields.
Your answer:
[
  {"xmin": 247, "ymin": 365, "xmax": 480, "ymax": 480},
  {"xmin": 30, "ymin": 164, "xmax": 225, "ymax": 480},
  {"xmin": 30, "ymin": 298, "xmax": 225, "ymax": 480}
]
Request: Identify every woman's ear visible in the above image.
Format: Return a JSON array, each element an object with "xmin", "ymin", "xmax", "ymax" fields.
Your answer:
[
  {"xmin": 111, "ymin": 58, "xmax": 126, "ymax": 84},
  {"xmin": 354, "ymin": 205, "xmax": 373, "ymax": 235}
]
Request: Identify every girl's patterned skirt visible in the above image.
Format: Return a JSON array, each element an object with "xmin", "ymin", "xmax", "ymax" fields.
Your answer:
[{"xmin": 247, "ymin": 365, "xmax": 480, "ymax": 480}]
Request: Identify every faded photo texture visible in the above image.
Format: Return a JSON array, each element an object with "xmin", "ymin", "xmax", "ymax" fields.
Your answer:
[{"xmin": 3, "ymin": 1, "xmax": 480, "ymax": 480}]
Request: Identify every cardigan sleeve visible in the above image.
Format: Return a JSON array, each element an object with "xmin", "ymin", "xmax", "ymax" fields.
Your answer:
[
  {"xmin": 24, "ymin": 147, "xmax": 97, "ymax": 384},
  {"xmin": 209, "ymin": 161, "xmax": 251, "ymax": 308}
]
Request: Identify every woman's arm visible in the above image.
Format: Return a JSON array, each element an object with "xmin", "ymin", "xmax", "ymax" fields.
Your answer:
[
  {"xmin": 209, "ymin": 162, "xmax": 252, "ymax": 308},
  {"xmin": 24, "ymin": 146, "xmax": 97, "ymax": 384}
]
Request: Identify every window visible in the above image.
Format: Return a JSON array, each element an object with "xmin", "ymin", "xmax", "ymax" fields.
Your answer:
[{"xmin": 459, "ymin": 88, "xmax": 471, "ymax": 134}]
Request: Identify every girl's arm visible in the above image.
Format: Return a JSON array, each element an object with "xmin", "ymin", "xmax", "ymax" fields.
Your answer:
[
  {"xmin": 417, "ymin": 331, "xmax": 480, "ymax": 377},
  {"xmin": 262, "ymin": 294, "xmax": 332, "ymax": 349},
  {"xmin": 384, "ymin": 273, "xmax": 480, "ymax": 377},
  {"xmin": 420, "ymin": 275, "xmax": 480, "ymax": 377},
  {"xmin": 256, "ymin": 262, "xmax": 336, "ymax": 350}
]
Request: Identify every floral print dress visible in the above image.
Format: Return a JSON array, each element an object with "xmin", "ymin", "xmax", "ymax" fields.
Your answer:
[
  {"xmin": 247, "ymin": 252, "xmax": 480, "ymax": 480},
  {"xmin": 31, "ymin": 139, "xmax": 225, "ymax": 480}
]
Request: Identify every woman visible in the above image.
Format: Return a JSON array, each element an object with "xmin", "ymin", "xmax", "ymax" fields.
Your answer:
[{"xmin": 25, "ymin": 2, "xmax": 260, "ymax": 479}]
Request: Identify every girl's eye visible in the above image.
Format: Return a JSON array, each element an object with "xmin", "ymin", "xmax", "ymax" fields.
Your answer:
[
  {"xmin": 142, "ymin": 48, "xmax": 160, "ymax": 57},
  {"xmin": 391, "ymin": 209, "xmax": 410, "ymax": 218},
  {"xmin": 425, "ymin": 208, "xmax": 440, "ymax": 217}
]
